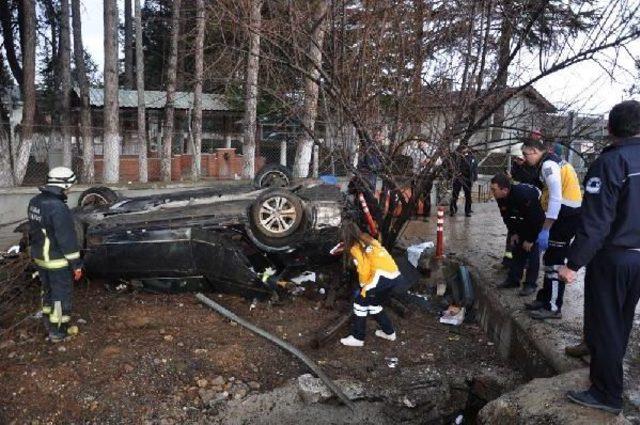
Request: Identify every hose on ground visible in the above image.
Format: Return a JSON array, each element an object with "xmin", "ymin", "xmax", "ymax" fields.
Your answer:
[{"xmin": 195, "ymin": 292, "xmax": 356, "ymax": 411}]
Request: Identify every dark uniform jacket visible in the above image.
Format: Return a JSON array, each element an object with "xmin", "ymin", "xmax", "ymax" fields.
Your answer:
[
  {"xmin": 28, "ymin": 185, "xmax": 81, "ymax": 270},
  {"xmin": 567, "ymin": 137, "xmax": 640, "ymax": 271},
  {"xmin": 451, "ymin": 151, "xmax": 478, "ymax": 182},
  {"xmin": 497, "ymin": 183, "xmax": 545, "ymax": 244}
]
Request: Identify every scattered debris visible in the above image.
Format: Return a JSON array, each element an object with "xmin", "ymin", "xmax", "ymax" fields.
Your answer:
[
  {"xmin": 386, "ymin": 357, "xmax": 399, "ymax": 368},
  {"xmin": 406, "ymin": 242, "xmax": 435, "ymax": 268},
  {"xmin": 440, "ymin": 306, "xmax": 465, "ymax": 326},
  {"xmin": 291, "ymin": 271, "xmax": 317, "ymax": 285}
]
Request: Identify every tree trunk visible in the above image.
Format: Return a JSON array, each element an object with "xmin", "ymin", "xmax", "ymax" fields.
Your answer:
[
  {"xmin": 293, "ymin": 0, "xmax": 329, "ymax": 178},
  {"xmin": 60, "ymin": 0, "xmax": 73, "ymax": 168},
  {"xmin": 191, "ymin": 0, "xmax": 205, "ymax": 182},
  {"xmin": 490, "ymin": 15, "xmax": 512, "ymax": 145},
  {"xmin": 72, "ymin": 0, "xmax": 94, "ymax": 183},
  {"xmin": 135, "ymin": 0, "xmax": 148, "ymax": 183},
  {"xmin": 13, "ymin": 0, "xmax": 36, "ymax": 185},
  {"xmin": 124, "ymin": 0, "xmax": 134, "ymax": 89},
  {"xmin": 161, "ymin": 0, "xmax": 181, "ymax": 182},
  {"xmin": 103, "ymin": 0, "xmax": 120, "ymax": 183},
  {"xmin": 0, "ymin": 0, "xmax": 23, "ymax": 86},
  {"xmin": 242, "ymin": 0, "xmax": 263, "ymax": 180}
]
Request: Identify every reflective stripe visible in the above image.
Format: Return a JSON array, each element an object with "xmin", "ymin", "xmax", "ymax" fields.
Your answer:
[
  {"xmin": 34, "ymin": 258, "xmax": 69, "ymax": 269},
  {"xmin": 353, "ymin": 309, "xmax": 368, "ymax": 317},
  {"xmin": 64, "ymin": 251, "xmax": 80, "ymax": 260},
  {"xmin": 550, "ymin": 281, "xmax": 559, "ymax": 312},
  {"xmin": 353, "ymin": 304, "xmax": 368, "ymax": 311},
  {"xmin": 42, "ymin": 229, "xmax": 50, "ymax": 262},
  {"xmin": 49, "ymin": 314, "xmax": 71, "ymax": 324},
  {"xmin": 42, "ymin": 306, "xmax": 52, "ymax": 314},
  {"xmin": 369, "ymin": 305, "xmax": 383, "ymax": 314},
  {"xmin": 50, "ymin": 301, "xmax": 70, "ymax": 324}
]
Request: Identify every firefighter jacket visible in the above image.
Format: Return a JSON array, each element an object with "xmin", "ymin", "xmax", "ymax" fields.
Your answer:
[
  {"xmin": 28, "ymin": 185, "xmax": 82, "ymax": 270},
  {"xmin": 350, "ymin": 239, "xmax": 400, "ymax": 296},
  {"xmin": 537, "ymin": 152, "xmax": 582, "ymax": 220},
  {"xmin": 497, "ymin": 183, "xmax": 545, "ymax": 244},
  {"xmin": 567, "ymin": 137, "xmax": 640, "ymax": 271}
]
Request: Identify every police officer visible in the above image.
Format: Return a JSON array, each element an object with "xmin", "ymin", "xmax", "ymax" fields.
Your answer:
[
  {"xmin": 450, "ymin": 145, "xmax": 478, "ymax": 217},
  {"xmin": 28, "ymin": 167, "xmax": 83, "ymax": 343},
  {"xmin": 520, "ymin": 138, "xmax": 582, "ymax": 319},
  {"xmin": 559, "ymin": 100, "xmax": 640, "ymax": 415},
  {"xmin": 490, "ymin": 173, "xmax": 544, "ymax": 297}
]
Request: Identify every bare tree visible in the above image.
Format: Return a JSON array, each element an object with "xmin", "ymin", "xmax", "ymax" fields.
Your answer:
[
  {"xmin": 0, "ymin": 0, "xmax": 35, "ymax": 187},
  {"xmin": 13, "ymin": 0, "xmax": 35, "ymax": 186},
  {"xmin": 60, "ymin": 0, "xmax": 73, "ymax": 168},
  {"xmin": 135, "ymin": 0, "xmax": 148, "ymax": 183},
  {"xmin": 242, "ymin": 0, "xmax": 263, "ymax": 180},
  {"xmin": 292, "ymin": 0, "xmax": 329, "ymax": 178},
  {"xmin": 191, "ymin": 0, "xmax": 205, "ymax": 181},
  {"xmin": 160, "ymin": 0, "xmax": 181, "ymax": 182},
  {"xmin": 103, "ymin": 0, "xmax": 120, "ymax": 183},
  {"xmin": 72, "ymin": 0, "xmax": 94, "ymax": 183},
  {"xmin": 124, "ymin": 0, "xmax": 134, "ymax": 89}
]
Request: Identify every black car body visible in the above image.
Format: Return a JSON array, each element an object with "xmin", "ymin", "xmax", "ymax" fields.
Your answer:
[{"xmin": 67, "ymin": 180, "xmax": 344, "ymax": 298}]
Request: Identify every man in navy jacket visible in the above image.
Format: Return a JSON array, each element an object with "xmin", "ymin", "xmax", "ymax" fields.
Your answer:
[{"xmin": 560, "ymin": 100, "xmax": 640, "ymax": 415}]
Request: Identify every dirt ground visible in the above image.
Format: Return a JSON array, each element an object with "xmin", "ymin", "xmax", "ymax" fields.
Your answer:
[{"xmin": 0, "ymin": 265, "xmax": 517, "ymax": 424}]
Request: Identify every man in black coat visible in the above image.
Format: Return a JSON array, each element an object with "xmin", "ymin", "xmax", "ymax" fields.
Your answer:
[
  {"xmin": 490, "ymin": 173, "xmax": 545, "ymax": 296},
  {"xmin": 450, "ymin": 145, "xmax": 478, "ymax": 217}
]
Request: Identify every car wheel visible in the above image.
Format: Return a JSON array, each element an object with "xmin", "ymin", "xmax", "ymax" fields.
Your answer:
[
  {"xmin": 78, "ymin": 186, "xmax": 119, "ymax": 208},
  {"xmin": 250, "ymin": 189, "xmax": 304, "ymax": 242},
  {"xmin": 253, "ymin": 164, "xmax": 293, "ymax": 189}
]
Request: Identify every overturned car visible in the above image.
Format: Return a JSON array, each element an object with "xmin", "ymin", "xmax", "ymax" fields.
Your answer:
[{"xmin": 46, "ymin": 176, "xmax": 344, "ymax": 298}]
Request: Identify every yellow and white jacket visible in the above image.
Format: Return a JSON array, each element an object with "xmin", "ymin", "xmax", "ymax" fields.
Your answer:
[{"xmin": 350, "ymin": 239, "xmax": 400, "ymax": 297}]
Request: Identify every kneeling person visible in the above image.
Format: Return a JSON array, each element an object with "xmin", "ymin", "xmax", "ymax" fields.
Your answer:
[
  {"xmin": 340, "ymin": 222, "xmax": 403, "ymax": 347},
  {"xmin": 490, "ymin": 173, "xmax": 545, "ymax": 296}
]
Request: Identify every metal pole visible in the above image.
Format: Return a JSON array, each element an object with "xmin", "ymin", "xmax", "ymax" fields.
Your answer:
[
  {"xmin": 195, "ymin": 293, "xmax": 356, "ymax": 410},
  {"xmin": 312, "ymin": 144, "xmax": 319, "ymax": 178}
]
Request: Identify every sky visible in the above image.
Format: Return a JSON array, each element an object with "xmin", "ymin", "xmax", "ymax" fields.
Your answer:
[{"xmin": 78, "ymin": 0, "xmax": 637, "ymax": 116}]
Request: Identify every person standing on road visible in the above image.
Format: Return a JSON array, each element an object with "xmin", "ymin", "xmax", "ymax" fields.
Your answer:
[
  {"xmin": 520, "ymin": 138, "xmax": 582, "ymax": 320},
  {"xmin": 559, "ymin": 100, "xmax": 640, "ymax": 415},
  {"xmin": 28, "ymin": 167, "xmax": 83, "ymax": 343},
  {"xmin": 449, "ymin": 145, "xmax": 478, "ymax": 217},
  {"xmin": 490, "ymin": 173, "xmax": 545, "ymax": 297},
  {"xmin": 340, "ymin": 222, "xmax": 404, "ymax": 347}
]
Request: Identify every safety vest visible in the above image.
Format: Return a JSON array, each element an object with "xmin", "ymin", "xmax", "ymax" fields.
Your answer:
[
  {"xmin": 350, "ymin": 239, "xmax": 400, "ymax": 294},
  {"xmin": 539, "ymin": 153, "xmax": 582, "ymax": 211}
]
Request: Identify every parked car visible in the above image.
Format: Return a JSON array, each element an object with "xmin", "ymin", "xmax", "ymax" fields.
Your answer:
[{"xmin": 18, "ymin": 167, "xmax": 345, "ymax": 299}]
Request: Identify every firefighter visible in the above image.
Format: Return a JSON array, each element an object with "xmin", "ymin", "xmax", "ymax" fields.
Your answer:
[
  {"xmin": 340, "ymin": 221, "xmax": 404, "ymax": 347},
  {"xmin": 490, "ymin": 173, "xmax": 545, "ymax": 297},
  {"xmin": 560, "ymin": 100, "xmax": 640, "ymax": 415},
  {"xmin": 520, "ymin": 138, "xmax": 582, "ymax": 319},
  {"xmin": 28, "ymin": 167, "xmax": 83, "ymax": 343}
]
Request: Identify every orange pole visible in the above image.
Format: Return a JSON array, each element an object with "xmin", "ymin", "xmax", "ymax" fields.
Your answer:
[
  {"xmin": 358, "ymin": 193, "xmax": 378, "ymax": 237},
  {"xmin": 436, "ymin": 207, "xmax": 445, "ymax": 258}
]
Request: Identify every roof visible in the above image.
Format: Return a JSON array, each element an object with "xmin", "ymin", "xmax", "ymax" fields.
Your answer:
[
  {"xmin": 421, "ymin": 85, "xmax": 557, "ymax": 114},
  {"xmin": 83, "ymin": 88, "xmax": 234, "ymax": 111}
]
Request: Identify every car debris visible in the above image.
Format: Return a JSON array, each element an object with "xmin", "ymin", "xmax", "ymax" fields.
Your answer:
[
  {"xmin": 439, "ymin": 305, "xmax": 465, "ymax": 326},
  {"xmin": 406, "ymin": 241, "xmax": 435, "ymax": 268}
]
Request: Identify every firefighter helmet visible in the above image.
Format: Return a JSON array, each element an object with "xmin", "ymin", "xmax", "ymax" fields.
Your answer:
[{"xmin": 47, "ymin": 167, "xmax": 77, "ymax": 190}]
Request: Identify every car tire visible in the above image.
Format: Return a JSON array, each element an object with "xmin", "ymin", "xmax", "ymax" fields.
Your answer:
[
  {"xmin": 77, "ymin": 186, "xmax": 119, "ymax": 208},
  {"xmin": 249, "ymin": 189, "xmax": 305, "ymax": 246},
  {"xmin": 253, "ymin": 164, "xmax": 293, "ymax": 189}
]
